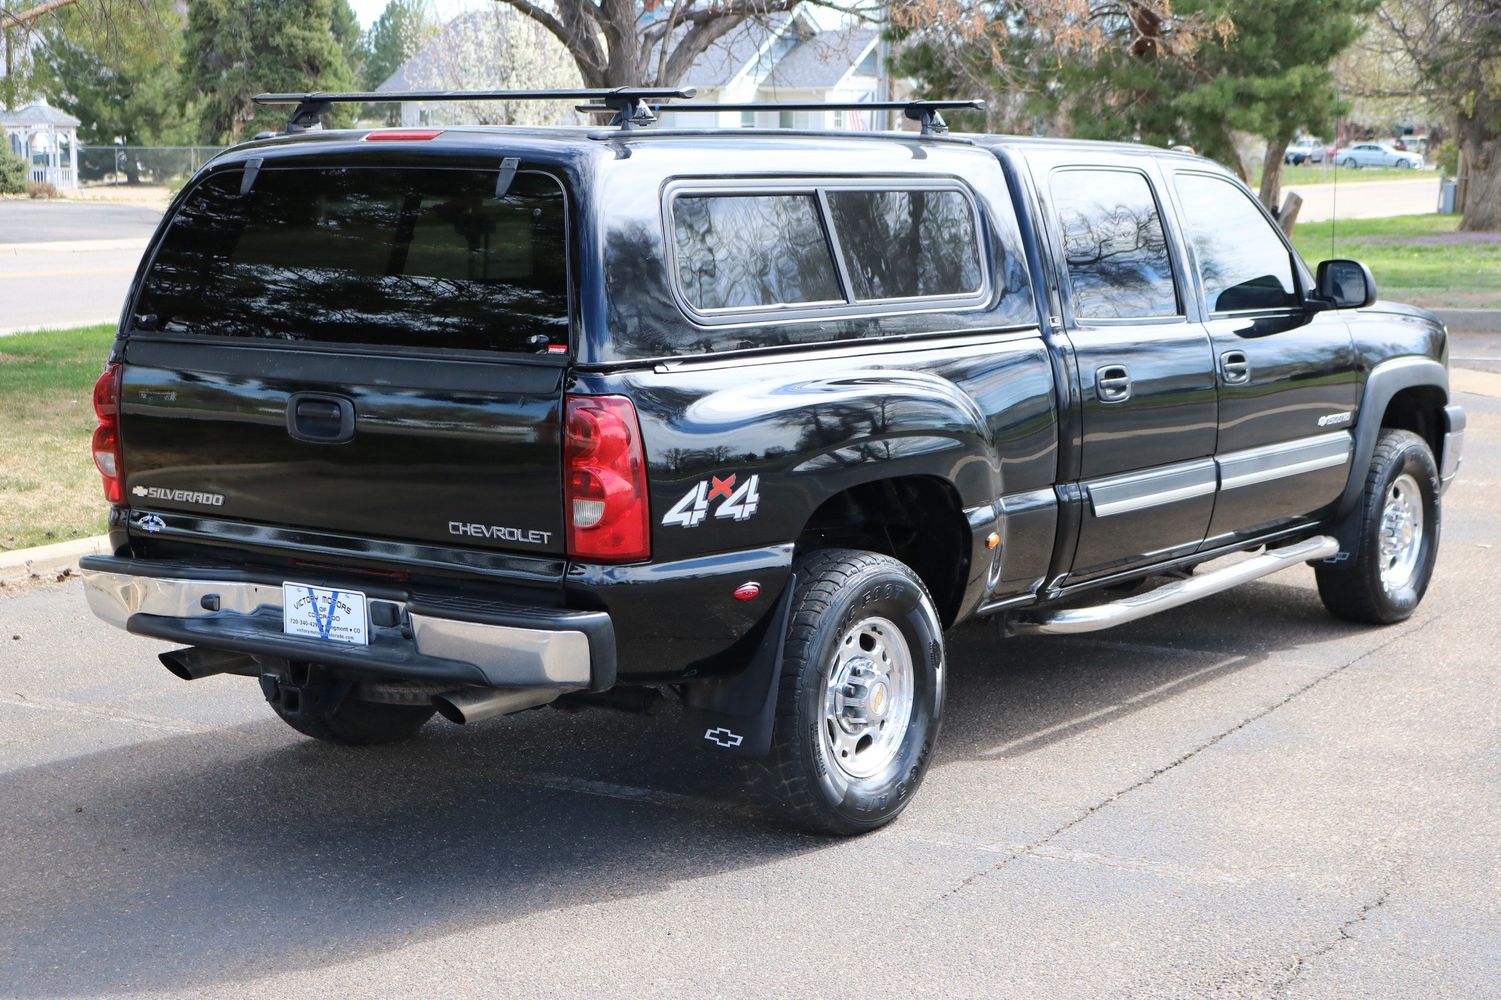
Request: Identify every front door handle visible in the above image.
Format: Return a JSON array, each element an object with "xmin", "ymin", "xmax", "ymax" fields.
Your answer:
[
  {"xmin": 1095, "ymin": 364, "xmax": 1132, "ymax": 403},
  {"xmin": 1220, "ymin": 351, "xmax": 1252, "ymax": 385}
]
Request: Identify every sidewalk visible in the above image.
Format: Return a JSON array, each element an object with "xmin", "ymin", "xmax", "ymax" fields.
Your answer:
[{"xmin": 0, "ymin": 536, "xmax": 109, "ymax": 586}]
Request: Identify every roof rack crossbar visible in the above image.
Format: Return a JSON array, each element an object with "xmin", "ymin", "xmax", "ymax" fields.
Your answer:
[
  {"xmin": 622, "ymin": 99, "xmax": 985, "ymax": 136},
  {"xmin": 253, "ymin": 87, "xmax": 697, "ymax": 133}
]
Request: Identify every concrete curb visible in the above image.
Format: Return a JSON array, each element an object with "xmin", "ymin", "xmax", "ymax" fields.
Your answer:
[
  {"xmin": 1436, "ymin": 309, "xmax": 1501, "ymax": 334},
  {"xmin": 0, "ymin": 536, "xmax": 109, "ymax": 586}
]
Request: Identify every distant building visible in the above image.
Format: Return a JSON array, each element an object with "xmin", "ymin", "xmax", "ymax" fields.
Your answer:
[
  {"xmin": 659, "ymin": 11, "xmax": 882, "ymax": 130},
  {"xmin": 376, "ymin": 5, "xmax": 885, "ymax": 130},
  {"xmin": 1, "ymin": 101, "xmax": 80, "ymax": 189}
]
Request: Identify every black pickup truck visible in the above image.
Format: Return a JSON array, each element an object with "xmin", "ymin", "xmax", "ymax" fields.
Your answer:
[{"xmin": 80, "ymin": 91, "xmax": 1465, "ymax": 834}]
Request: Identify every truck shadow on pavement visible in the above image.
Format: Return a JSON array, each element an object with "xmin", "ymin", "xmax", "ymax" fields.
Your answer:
[{"xmin": 0, "ymin": 578, "xmax": 1365, "ymax": 996}]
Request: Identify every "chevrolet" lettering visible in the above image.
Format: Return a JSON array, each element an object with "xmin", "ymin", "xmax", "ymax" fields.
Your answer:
[{"xmin": 448, "ymin": 521, "xmax": 552, "ymax": 545}]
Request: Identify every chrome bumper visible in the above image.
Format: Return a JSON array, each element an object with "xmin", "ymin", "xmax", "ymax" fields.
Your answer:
[
  {"xmin": 80, "ymin": 563, "xmax": 614, "ymax": 691},
  {"xmin": 1441, "ymin": 404, "xmax": 1465, "ymax": 493}
]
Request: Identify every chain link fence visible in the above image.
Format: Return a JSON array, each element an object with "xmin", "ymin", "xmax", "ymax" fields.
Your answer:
[{"xmin": 77, "ymin": 145, "xmax": 226, "ymax": 187}]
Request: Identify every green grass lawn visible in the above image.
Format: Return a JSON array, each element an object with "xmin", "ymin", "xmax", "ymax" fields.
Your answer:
[
  {"xmin": 0, "ymin": 324, "xmax": 115, "ymax": 551},
  {"xmin": 1292, "ymin": 214, "xmax": 1501, "ymax": 310}
]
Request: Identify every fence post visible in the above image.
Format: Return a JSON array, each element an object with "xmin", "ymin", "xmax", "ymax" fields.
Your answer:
[{"xmin": 1277, "ymin": 191, "xmax": 1303, "ymax": 235}]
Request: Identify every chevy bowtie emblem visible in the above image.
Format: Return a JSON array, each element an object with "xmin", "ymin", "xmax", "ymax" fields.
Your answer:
[
  {"xmin": 703, "ymin": 727, "xmax": 744, "ymax": 748},
  {"xmin": 131, "ymin": 485, "xmax": 149, "ymax": 497}
]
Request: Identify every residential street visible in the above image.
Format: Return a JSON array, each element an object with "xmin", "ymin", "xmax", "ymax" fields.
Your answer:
[
  {"xmin": 1284, "ymin": 175, "xmax": 1441, "ymax": 222},
  {"xmin": 1, "ymin": 378, "xmax": 1496, "ymax": 999}
]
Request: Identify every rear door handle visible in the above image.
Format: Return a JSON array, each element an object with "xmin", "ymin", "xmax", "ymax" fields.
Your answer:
[
  {"xmin": 286, "ymin": 392, "xmax": 356, "ymax": 444},
  {"xmin": 1095, "ymin": 364, "xmax": 1132, "ymax": 403},
  {"xmin": 1220, "ymin": 351, "xmax": 1251, "ymax": 385}
]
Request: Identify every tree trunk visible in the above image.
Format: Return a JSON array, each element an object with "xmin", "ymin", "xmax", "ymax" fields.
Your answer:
[
  {"xmin": 1458, "ymin": 136, "xmax": 1501, "ymax": 232},
  {"xmin": 1259, "ymin": 136, "xmax": 1291, "ymax": 211}
]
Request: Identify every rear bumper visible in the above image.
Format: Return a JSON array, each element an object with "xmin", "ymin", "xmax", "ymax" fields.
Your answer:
[{"xmin": 79, "ymin": 555, "xmax": 615, "ymax": 691}]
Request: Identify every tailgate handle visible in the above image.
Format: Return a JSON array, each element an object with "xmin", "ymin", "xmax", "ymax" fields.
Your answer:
[{"xmin": 287, "ymin": 392, "xmax": 356, "ymax": 444}]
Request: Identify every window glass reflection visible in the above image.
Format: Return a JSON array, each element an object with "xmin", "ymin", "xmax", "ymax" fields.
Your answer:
[
  {"xmin": 672, "ymin": 194, "xmax": 842, "ymax": 310},
  {"xmin": 1051, "ymin": 170, "xmax": 1179, "ymax": 320},
  {"xmin": 1174, "ymin": 173, "xmax": 1300, "ymax": 312}
]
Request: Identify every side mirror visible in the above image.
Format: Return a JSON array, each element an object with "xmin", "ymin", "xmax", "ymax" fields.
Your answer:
[{"xmin": 1315, "ymin": 259, "xmax": 1377, "ymax": 309}]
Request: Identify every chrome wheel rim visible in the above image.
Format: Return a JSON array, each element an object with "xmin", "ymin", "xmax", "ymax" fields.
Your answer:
[
  {"xmin": 822, "ymin": 616, "xmax": 914, "ymax": 780},
  {"xmin": 1378, "ymin": 473, "xmax": 1425, "ymax": 592}
]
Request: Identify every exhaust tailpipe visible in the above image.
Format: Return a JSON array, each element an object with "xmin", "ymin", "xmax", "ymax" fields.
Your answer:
[
  {"xmin": 431, "ymin": 687, "xmax": 564, "ymax": 725},
  {"xmin": 159, "ymin": 646, "xmax": 258, "ymax": 681}
]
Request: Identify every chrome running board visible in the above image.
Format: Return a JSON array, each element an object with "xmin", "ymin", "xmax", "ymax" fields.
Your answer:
[{"xmin": 1008, "ymin": 535, "xmax": 1339, "ymax": 636}]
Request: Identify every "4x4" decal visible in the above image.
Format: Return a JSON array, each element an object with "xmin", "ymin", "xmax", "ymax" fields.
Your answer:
[{"xmin": 662, "ymin": 473, "xmax": 761, "ymax": 527}]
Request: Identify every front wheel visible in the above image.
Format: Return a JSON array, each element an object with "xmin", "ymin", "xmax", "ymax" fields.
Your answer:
[
  {"xmin": 745, "ymin": 549, "xmax": 945, "ymax": 835},
  {"xmin": 1316, "ymin": 430, "xmax": 1440, "ymax": 624},
  {"xmin": 1396, "ymin": 159, "xmax": 1412, "ymax": 169}
]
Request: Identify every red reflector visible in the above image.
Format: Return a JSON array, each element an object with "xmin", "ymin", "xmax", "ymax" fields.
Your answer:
[
  {"xmin": 363, "ymin": 129, "xmax": 444, "ymax": 142},
  {"xmin": 733, "ymin": 582, "xmax": 761, "ymax": 601},
  {"xmin": 564, "ymin": 395, "xmax": 650, "ymax": 563}
]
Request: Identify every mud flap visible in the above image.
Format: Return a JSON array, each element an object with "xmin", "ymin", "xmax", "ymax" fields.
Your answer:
[{"xmin": 681, "ymin": 573, "xmax": 795, "ymax": 758}]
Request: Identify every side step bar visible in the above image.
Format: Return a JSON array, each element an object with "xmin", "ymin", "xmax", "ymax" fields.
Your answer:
[{"xmin": 1008, "ymin": 535, "xmax": 1339, "ymax": 636}]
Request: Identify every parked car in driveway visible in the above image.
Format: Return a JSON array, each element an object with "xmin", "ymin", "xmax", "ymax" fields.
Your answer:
[
  {"xmin": 1284, "ymin": 137, "xmax": 1329, "ymax": 165},
  {"xmin": 1335, "ymin": 143, "xmax": 1424, "ymax": 169}
]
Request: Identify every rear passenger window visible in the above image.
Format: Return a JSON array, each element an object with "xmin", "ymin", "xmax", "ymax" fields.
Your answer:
[
  {"xmin": 1051, "ymin": 169, "xmax": 1179, "ymax": 320},
  {"xmin": 672, "ymin": 194, "xmax": 842, "ymax": 310},
  {"xmin": 1173, "ymin": 173, "xmax": 1300, "ymax": 312},
  {"xmin": 826, "ymin": 189, "xmax": 983, "ymax": 299}
]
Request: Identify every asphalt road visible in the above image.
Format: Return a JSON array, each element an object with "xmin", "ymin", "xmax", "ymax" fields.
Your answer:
[
  {"xmin": 1284, "ymin": 176, "xmax": 1440, "ymax": 223},
  {"xmin": 1, "ymin": 382, "xmax": 1497, "ymax": 998},
  {"xmin": 0, "ymin": 201, "xmax": 163, "ymax": 245}
]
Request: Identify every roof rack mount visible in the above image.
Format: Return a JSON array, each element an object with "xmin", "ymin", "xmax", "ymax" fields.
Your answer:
[
  {"xmin": 610, "ymin": 99, "xmax": 987, "ymax": 136},
  {"xmin": 252, "ymin": 87, "xmax": 697, "ymax": 133}
]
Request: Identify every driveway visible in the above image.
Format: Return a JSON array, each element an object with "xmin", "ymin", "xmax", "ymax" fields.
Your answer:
[{"xmin": 0, "ymin": 382, "xmax": 1496, "ymax": 996}]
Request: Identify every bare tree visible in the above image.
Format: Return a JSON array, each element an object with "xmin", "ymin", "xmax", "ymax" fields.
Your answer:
[
  {"xmin": 489, "ymin": 0, "xmax": 880, "ymax": 89},
  {"xmin": 1377, "ymin": 0, "xmax": 1501, "ymax": 231}
]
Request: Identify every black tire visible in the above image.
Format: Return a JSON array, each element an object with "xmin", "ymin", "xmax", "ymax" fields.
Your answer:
[
  {"xmin": 1316, "ymin": 430, "xmax": 1440, "ymax": 625},
  {"xmin": 1342, "ymin": 157, "xmax": 1359, "ymax": 169},
  {"xmin": 263, "ymin": 661, "xmax": 435, "ymax": 745},
  {"xmin": 745, "ymin": 549, "xmax": 945, "ymax": 836}
]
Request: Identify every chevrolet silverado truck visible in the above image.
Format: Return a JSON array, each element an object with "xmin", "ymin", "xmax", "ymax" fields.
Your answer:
[{"xmin": 79, "ymin": 90, "xmax": 1465, "ymax": 835}]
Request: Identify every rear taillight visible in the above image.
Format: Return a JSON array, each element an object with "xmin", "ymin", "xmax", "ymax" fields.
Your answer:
[
  {"xmin": 564, "ymin": 394, "xmax": 650, "ymax": 563},
  {"xmin": 91, "ymin": 362, "xmax": 124, "ymax": 503}
]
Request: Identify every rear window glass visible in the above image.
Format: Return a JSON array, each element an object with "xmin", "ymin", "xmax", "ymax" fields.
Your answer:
[
  {"xmin": 826, "ymin": 189, "xmax": 983, "ymax": 299},
  {"xmin": 671, "ymin": 194, "xmax": 843, "ymax": 310},
  {"xmin": 1051, "ymin": 169, "xmax": 1179, "ymax": 320},
  {"xmin": 133, "ymin": 167, "xmax": 568, "ymax": 352}
]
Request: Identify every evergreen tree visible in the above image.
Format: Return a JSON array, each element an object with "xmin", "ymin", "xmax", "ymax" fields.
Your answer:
[
  {"xmin": 183, "ymin": 0, "xmax": 356, "ymax": 143},
  {"xmin": 33, "ymin": 0, "xmax": 193, "ymax": 149},
  {"xmin": 360, "ymin": 0, "xmax": 433, "ymax": 91},
  {"xmin": 1065, "ymin": 0, "xmax": 1376, "ymax": 208}
]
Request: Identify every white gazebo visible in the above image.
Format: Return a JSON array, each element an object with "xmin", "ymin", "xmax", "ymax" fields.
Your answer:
[{"xmin": 1, "ymin": 101, "xmax": 81, "ymax": 190}]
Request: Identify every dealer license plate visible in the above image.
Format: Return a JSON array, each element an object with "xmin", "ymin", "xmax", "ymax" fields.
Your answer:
[{"xmin": 282, "ymin": 583, "xmax": 368, "ymax": 646}]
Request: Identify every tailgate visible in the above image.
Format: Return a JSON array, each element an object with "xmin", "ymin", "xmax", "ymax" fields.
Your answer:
[{"xmin": 117, "ymin": 158, "xmax": 570, "ymax": 556}]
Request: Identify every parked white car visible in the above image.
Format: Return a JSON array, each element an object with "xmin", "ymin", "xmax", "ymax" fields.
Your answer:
[
  {"xmin": 1284, "ymin": 137, "xmax": 1329, "ymax": 165},
  {"xmin": 1334, "ymin": 143, "xmax": 1424, "ymax": 169}
]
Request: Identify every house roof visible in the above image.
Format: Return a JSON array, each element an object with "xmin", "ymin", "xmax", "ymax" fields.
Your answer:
[
  {"xmin": 678, "ymin": 12, "xmax": 799, "ymax": 88},
  {"xmin": 0, "ymin": 102, "xmax": 81, "ymax": 128},
  {"xmin": 760, "ymin": 27, "xmax": 878, "ymax": 90}
]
